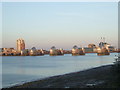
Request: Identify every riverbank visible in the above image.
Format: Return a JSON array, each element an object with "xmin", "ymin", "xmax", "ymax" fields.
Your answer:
[
  {"xmin": 3, "ymin": 64, "xmax": 120, "ymax": 89},
  {"xmin": 1, "ymin": 52, "xmax": 118, "ymax": 56}
]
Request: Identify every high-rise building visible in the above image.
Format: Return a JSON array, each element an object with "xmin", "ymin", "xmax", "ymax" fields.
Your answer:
[{"xmin": 17, "ymin": 38, "xmax": 25, "ymax": 52}]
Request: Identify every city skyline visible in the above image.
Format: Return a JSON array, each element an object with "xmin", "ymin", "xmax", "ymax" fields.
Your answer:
[
  {"xmin": 1, "ymin": 37, "xmax": 117, "ymax": 50},
  {"xmin": 1, "ymin": 37, "xmax": 116, "ymax": 56},
  {"xmin": 2, "ymin": 2, "xmax": 118, "ymax": 50}
]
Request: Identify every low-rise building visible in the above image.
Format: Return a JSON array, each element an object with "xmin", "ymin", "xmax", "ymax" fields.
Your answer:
[
  {"xmin": 1, "ymin": 48, "xmax": 17, "ymax": 56},
  {"xmin": 2, "ymin": 48, "xmax": 14, "ymax": 52}
]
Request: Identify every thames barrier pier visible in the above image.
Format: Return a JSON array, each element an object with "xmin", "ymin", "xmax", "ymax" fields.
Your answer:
[
  {"xmin": 72, "ymin": 45, "xmax": 85, "ymax": 56},
  {"xmin": 0, "ymin": 38, "xmax": 119, "ymax": 56},
  {"xmin": 49, "ymin": 46, "xmax": 64, "ymax": 56}
]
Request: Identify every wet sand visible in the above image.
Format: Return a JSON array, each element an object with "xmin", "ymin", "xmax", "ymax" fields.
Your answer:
[{"xmin": 3, "ymin": 64, "xmax": 119, "ymax": 89}]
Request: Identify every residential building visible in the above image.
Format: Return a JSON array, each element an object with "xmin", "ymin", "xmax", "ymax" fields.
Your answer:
[{"xmin": 17, "ymin": 38, "xmax": 25, "ymax": 52}]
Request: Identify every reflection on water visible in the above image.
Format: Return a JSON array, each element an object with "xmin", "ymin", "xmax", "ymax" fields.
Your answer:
[{"xmin": 2, "ymin": 53, "xmax": 117, "ymax": 88}]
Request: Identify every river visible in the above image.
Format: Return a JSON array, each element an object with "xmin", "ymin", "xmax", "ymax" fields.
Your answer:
[{"xmin": 2, "ymin": 53, "xmax": 117, "ymax": 88}]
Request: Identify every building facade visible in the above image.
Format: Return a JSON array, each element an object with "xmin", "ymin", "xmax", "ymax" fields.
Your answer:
[{"xmin": 17, "ymin": 38, "xmax": 25, "ymax": 52}]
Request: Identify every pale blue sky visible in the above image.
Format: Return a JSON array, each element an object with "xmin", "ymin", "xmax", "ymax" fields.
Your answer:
[{"xmin": 2, "ymin": 2, "xmax": 118, "ymax": 50}]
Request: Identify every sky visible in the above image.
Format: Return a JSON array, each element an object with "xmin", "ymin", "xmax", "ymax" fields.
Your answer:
[
  {"xmin": 0, "ymin": 3, "xmax": 2, "ymax": 48},
  {"xmin": 2, "ymin": 2, "xmax": 118, "ymax": 50},
  {"xmin": 1, "ymin": 0, "xmax": 119, "ymax": 2}
]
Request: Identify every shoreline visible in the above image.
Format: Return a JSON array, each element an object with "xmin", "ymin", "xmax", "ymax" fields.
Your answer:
[
  {"xmin": 0, "ymin": 52, "xmax": 118, "ymax": 57},
  {"xmin": 3, "ymin": 64, "xmax": 119, "ymax": 89}
]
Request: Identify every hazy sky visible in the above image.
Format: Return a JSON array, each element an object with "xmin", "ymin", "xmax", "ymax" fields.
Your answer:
[{"xmin": 2, "ymin": 2, "xmax": 118, "ymax": 50}]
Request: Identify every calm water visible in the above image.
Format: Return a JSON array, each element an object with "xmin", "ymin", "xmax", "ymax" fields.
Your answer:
[{"xmin": 2, "ymin": 53, "xmax": 117, "ymax": 88}]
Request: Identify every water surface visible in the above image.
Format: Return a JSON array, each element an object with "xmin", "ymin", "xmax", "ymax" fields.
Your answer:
[{"xmin": 2, "ymin": 53, "xmax": 117, "ymax": 88}]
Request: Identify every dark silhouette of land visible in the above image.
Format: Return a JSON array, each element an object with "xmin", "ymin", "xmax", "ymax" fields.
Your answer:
[{"xmin": 3, "ymin": 64, "xmax": 120, "ymax": 89}]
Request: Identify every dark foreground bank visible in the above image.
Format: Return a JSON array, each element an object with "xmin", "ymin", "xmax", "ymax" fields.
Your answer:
[{"xmin": 3, "ymin": 64, "xmax": 120, "ymax": 89}]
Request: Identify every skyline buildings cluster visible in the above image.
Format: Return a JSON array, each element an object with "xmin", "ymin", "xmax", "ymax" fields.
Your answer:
[
  {"xmin": 1, "ymin": 37, "xmax": 118, "ymax": 50},
  {"xmin": 0, "ymin": 38, "xmax": 117, "ymax": 56},
  {"xmin": 4, "ymin": 38, "xmax": 117, "ymax": 50},
  {"xmin": 1, "ymin": 38, "xmax": 118, "ymax": 50},
  {"xmin": 2, "ymin": 37, "xmax": 118, "ymax": 50}
]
